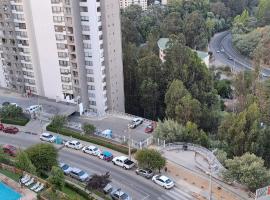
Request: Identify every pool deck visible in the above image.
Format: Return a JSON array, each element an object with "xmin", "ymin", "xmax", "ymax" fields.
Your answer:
[{"xmin": 0, "ymin": 174, "xmax": 37, "ymax": 200}]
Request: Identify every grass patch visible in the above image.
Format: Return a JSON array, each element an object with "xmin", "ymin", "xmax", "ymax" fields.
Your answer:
[
  {"xmin": 1, "ymin": 116, "xmax": 29, "ymax": 126},
  {"xmin": 47, "ymin": 125, "xmax": 137, "ymax": 155},
  {"xmin": 0, "ymin": 168, "xmax": 20, "ymax": 181}
]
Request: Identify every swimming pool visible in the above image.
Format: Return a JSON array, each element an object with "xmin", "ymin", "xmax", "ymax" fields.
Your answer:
[{"xmin": 0, "ymin": 182, "xmax": 22, "ymax": 200}]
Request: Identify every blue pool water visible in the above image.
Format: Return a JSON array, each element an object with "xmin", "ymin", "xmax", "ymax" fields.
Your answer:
[{"xmin": 0, "ymin": 182, "xmax": 21, "ymax": 200}]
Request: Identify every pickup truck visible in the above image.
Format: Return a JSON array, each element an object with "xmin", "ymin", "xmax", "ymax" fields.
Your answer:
[{"xmin": 112, "ymin": 156, "xmax": 135, "ymax": 170}]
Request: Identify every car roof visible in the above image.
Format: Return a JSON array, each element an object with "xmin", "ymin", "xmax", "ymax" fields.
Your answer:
[
  {"xmin": 72, "ymin": 168, "xmax": 82, "ymax": 173},
  {"xmin": 159, "ymin": 175, "xmax": 170, "ymax": 181},
  {"xmin": 42, "ymin": 132, "xmax": 52, "ymax": 136},
  {"xmin": 87, "ymin": 145, "xmax": 96, "ymax": 149},
  {"xmin": 70, "ymin": 140, "xmax": 79, "ymax": 143},
  {"xmin": 133, "ymin": 117, "xmax": 142, "ymax": 121},
  {"xmin": 115, "ymin": 156, "xmax": 128, "ymax": 160}
]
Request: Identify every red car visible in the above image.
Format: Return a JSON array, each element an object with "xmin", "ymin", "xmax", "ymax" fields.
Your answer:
[
  {"xmin": 0, "ymin": 123, "xmax": 4, "ymax": 130},
  {"xmin": 2, "ymin": 144, "xmax": 17, "ymax": 156},
  {"xmin": 144, "ymin": 122, "xmax": 156, "ymax": 133},
  {"xmin": 3, "ymin": 126, "xmax": 19, "ymax": 134}
]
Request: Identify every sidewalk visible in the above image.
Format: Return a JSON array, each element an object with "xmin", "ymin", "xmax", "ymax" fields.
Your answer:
[{"xmin": 163, "ymin": 153, "xmax": 252, "ymax": 200}]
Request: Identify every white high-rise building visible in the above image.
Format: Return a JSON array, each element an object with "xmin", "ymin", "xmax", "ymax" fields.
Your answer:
[
  {"xmin": 119, "ymin": 0, "xmax": 147, "ymax": 10},
  {"xmin": 0, "ymin": 0, "xmax": 125, "ymax": 116}
]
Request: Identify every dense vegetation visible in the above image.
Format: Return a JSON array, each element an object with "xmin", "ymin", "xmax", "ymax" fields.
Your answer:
[
  {"xmin": 231, "ymin": 0, "xmax": 270, "ymax": 66},
  {"xmin": 122, "ymin": 0, "xmax": 270, "ymax": 191}
]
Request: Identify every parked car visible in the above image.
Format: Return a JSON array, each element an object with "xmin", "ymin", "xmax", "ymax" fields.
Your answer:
[
  {"xmin": 0, "ymin": 123, "xmax": 4, "ymax": 130},
  {"xmin": 2, "ymin": 102, "xmax": 10, "ymax": 106},
  {"xmin": 3, "ymin": 126, "xmax": 19, "ymax": 134},
  {"xmin": 128, "ymin": 118, "xmax": 143, "ymax": 129},
  {"xmin": 99, "ymin": 151, "xmax": 113, "ymax": 162},
  {"xmin": 110, "ymin": 188, "xmax": 132, "ymax": 200},
  {"xmin": 82, "ymin": 145, "xmax": 100, "ymax": 156},
  {"xmin": 152, "ymin": 175, "xmax": 174, "ymax": 189},
  {"xmin": 144, "ymin": 122, "xmax": 156, "ymax": 133},
  {"xmin": 10, "ymin": 103, "xmax": 18, "ymax": 107},
  {"xmin": 25, "ymin": 105, "xmax": 42, "ymax": 114},
  {"xmin": 69, "ymin": 168, "xmax": 90, "ymax": 182},
  {"xmin": 2, "ymin": 144, "xmax": 17, "ymax": 156},
  {"xmin": 135, "ymin": 168, "xmax": 154, "ymax": 179},
  {"xmin": 112, "ymin": 156, "xmax": 135, "ymax": 170},
  {"xmin": 40, "ymin": 132, "xmax": 56, "ymax": 143},
  {"xmin": 103, "ymin": 183, "xmax": 113, "ymax": 194},
  {"xmin": 65, "ymin": 140, "xmax": 83, "ymax": 150},
  {"xmin": 59, "ymin": 162, "xmax": 72, "ymax": 175}
]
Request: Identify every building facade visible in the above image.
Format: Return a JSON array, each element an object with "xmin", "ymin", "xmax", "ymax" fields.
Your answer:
[
  {"xmin": 0, "ymin": 0, "xmax": 125, "ymax": 116},
  {"xmin": 119, "ymin": 0, "xmax": 147, "ymax": 10}
]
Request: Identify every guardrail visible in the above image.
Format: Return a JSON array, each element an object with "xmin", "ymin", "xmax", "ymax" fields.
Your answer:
[{"xmin": 161, "ymin": 142, "xmax": 225, "ymax": 174}]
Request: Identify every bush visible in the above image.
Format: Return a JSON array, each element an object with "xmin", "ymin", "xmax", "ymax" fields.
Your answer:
[
  {"xmin": 46, "ymin": 125, "xmax": 136, "ymax": 155},
  {"xmin": 65, "ymin": 182, "xmax": 94, "ymax": 200},
  {"xmin": 1, "ymin": 116, "xmax": 29, "ymax": 126},
  {"xmin": 83, "ymin": 123, "xmax": 96, "ymax": 135}
]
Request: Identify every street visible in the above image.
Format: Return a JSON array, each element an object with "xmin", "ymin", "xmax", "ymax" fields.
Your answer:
[
  {"xmin": 0, "ymin": 131, "xmax": 194, "ymax": 200},
  {"xmin": 209, "ymin": 31, "xmax": 270, "ymax": 77}
]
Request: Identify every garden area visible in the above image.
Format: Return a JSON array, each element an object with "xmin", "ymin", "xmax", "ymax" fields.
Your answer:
[{"xmin": 0, "ymin": 104, "xmax": 29, "ymax": 126}]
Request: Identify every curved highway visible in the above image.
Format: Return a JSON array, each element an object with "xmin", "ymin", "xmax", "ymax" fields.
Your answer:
[
  {"xmin": 209, "ymin": 31, "xmax": 270, "ymax": 77},
  {"xmin": 0, "ymin": 132, "xmax": 193, "ymax": 200}
]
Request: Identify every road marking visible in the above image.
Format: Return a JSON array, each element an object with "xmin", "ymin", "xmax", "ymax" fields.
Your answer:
[{"xmin": 141, "ymin": 194, "xmax": 150, "ymax": 200}]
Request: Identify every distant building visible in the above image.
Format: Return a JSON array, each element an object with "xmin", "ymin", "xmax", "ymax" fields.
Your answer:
[
  {"xmin": 119, "ymin": 0, "xmax": 147, "ymax": 10},
  {"xmin": 157, "ymin": 38, "xmax": 210, "ymax": 67}
]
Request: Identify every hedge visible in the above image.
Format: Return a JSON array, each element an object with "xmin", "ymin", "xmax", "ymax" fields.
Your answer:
[
  {"xmin": 1, "ymin": 116, "xmax": 29, "ymax": 126},
  {"xmin": 46, "ymin": 125, "xmax": 137, "ymax": 155},
  {"xmin": 64, "ymin": 181, "xmax": 94, "ymax": 200}
]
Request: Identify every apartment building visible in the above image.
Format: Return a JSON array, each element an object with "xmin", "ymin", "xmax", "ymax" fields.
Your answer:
[
  {"xmin": 0, "ymin": 0, "xmax": 125, "ymax": 116},
  {"xmin": 119, "ymin": 0, "xmax": 147, "ymax": 10}
]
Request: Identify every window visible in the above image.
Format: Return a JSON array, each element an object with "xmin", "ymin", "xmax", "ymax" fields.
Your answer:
[
  {"xmin": 81, "ymin": 25, "xmax": 90, "ymax": 31},
  {"xmin": 58, "ymin": 52, "xmax": 68, "ymax": 58},
  {"xmin": 55, "ymin": 34, "xmax": 66, "ymax": 40},
  {"xmin": 54, "ymin": 25, "xmax": 65, "ymax": 32},
  {"xmin": 62, "ymin": 85, "xmax": 72, "ymax": 90},
  {"xmin": 86, "ymin": 69, "xmax": 93, "ymax": 74},
  {"xmin": 87, "ymin": 77, "xmax": 94, "ymax": 82},
  {"xmin": 88, "ymin": 85, "xmax": 95, "ymax": 90},
  {"xmin": 56, "ymin": 43, "xmax": 67, "ymax": 50},
  {"xmin": 60, "ymin": 68, "xmax": 70, "ymax": 74},
  {"xmin": 85, "ymin": 61, "xmax": 92, "ymax": 66},
  {"xmin": 51, "ymin": 0, "xmax": 62, "ymax": 3},
  {"xmin": 61, "ymin": 76, "xmax": 71, "ymax": 82},
  {"xmin": 59, "ymin": 60, "xmax": 69, "ymax": 66},
  {"xmin": 52, "ymin": 6, "xmax": 63, "ymax": 13},
  {"xmin": 80, "ymin": 16, "xmax": 89, "ymax": 22},
  {"xmin": 80, "ymin": 7, "xmax": 88, "ymax": 12},
  {"xmin": 84, "ymin": 52, "xmax": 92, "ymax": 57},
  {"xmin": 82, "ymin": 35, "xmax": 90, "ymax": 40},
  {"xmin": 83, "ymin": 43, "xmax": 91, "ymax": 49},
  {"xmin": 89, "ymin": 101, "xmax": 96, "ymax": 106},
  {"xmin": 53, "ymin": 16, "xmax": 64, "ymax": 23}
]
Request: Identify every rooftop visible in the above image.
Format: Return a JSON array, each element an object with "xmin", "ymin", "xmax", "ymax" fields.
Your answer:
[{"xmin": 157, "ymin": 38, "xmax": 170, "ymax": 50}]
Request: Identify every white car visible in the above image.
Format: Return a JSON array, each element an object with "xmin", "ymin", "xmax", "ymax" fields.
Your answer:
[
  {"xmin": 40, "ymin": 133, "xmax": 56, "ymax": 143},
  {"xmin": 152, "ymin": 175, "xmax": 174, "ymax": 189},
  {"xmin": 82, "ymin": 145, "xmax": 100, "ymax": 156},
  {"xmin": 65, "ymin": 140, "xmax": 83, "ymax": 150},
  {"xmin": 112, "ymin": 156, "xmax": 135, "ymax": 170},
  {"xmin": 128, "ymin": 118, "xmax": 143, "ymax": 129},
  {"xmin": 26, "ymin": 105, "xmax": 42, "ymax": 114}
]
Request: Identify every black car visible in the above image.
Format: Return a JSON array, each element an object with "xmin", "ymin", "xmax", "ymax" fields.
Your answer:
[{"xmin": 135, "ymin": 168, "xmax": 154, "ymax": 179}]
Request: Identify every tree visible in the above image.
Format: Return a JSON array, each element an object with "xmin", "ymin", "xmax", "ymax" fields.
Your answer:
[
  {"xmin": 184, "ymin": 11, "xmax": 208, "ymax": 49},
  {"xmin": 214, "ymin": 79, "xmax": 232, "ymax": 99},
  {"xmin": 0, "ymin": 105, "xmax": 23, "ymax": 119},
  {"xmin": 223, "ymin": 153, "xmax": 270, "ymax": 191},
  {"xmin": 48, "ymin": 166, "xmax": 65, "ymax": 191},
  {"xmin": 0, "ymin": 147, "xmax": 10, "ymax": 165},
  {"xmin": 83, "ymin": 123, "xmax": 96, "ymax": 135},
  {"xmin": 85, "ymin": 172, "xmax": 111, "ymax": 191},
  {"xmin": 213, "ymin": 149, "xmax": 227, "ymax": 166},
  {"xmin": 15, "ymin": 151, "xmax": 36, "ymax": 174},
  {"xmin": 26, "ymin": 143, "xmax": 58, "ymax": 173},
  {"xmin": 135, "ymin": 149, "xmax": 166, "ymax": 172},
  {"xmin": 257, "ymin": 0, "xmax": 270, "ymax": 26},
  {"xmin": 51, "ymin": 115, "xmax": 67, "ymax": 133}
]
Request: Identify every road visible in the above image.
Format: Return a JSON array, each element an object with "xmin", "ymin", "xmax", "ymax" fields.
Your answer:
[
  {"xmin": 0, "ymin": 132, "xmax": 194, "ymax": 200},
  {"xmin": 209, "ymin": 31, "xmax": 270, "ymax": 77}
]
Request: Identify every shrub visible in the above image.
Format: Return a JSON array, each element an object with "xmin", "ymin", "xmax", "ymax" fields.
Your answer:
[
  {"xmin": 82, "ymin": 123, "xmax": 96, "ymax": 135},
  {"xmin": 65, "ymin": 182, "xmax": 94, "ymax": 200},
  {"xmin": 46, "ymin": 125, "xmax": 136, "ymax": 155},
  {"xmin": 1, "ymin": 116, "xmax": 29, "ymax": 126}
]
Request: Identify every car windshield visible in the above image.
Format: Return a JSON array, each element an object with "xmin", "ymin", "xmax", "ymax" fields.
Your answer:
[
  {"xmin": 45, "ymin": 134, "xmax": 53, "ymax": 138},
  {"xmin": 78, "ymin": 171, "xmax": 85, "ymax": 176},
  {"xmin": 165, "ymin": 179, "xmax": 172, "ymax": 184},
  {"xmin": 62, "ymin": 164, "xmax": 69, "ymax": 170},
  {"xmin": 93, "ymin": 147, "xmax": 98, "ymax": 151},
  {"xmin": 76, "ymin": 142, "xmax": 80, "ymax": 145},
  {"xmin": 120, "ymin": 193, "xmax": 128, "ymax": 199}
]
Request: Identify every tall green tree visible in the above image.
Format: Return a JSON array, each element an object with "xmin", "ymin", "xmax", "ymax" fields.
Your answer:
[
  {"xmin": 257, "ymin": 0, "xmax": 270, "ymax": 25},
  {"xmin": 51, "ymin": 115, "xmax": 67, "ymax": 134},
  {"xmin": 223, "ymin": 153, "xmax": 270, "ymax": 191},
  {"xmin": 26, "ymin": 143, "xmax": 58, "ymax": 173},
  {"xmin": 48, "ymin": 166, "xmax": 65, "ymax": 191},
  {"xmin": 15, "ymin": 151, "xmax": 36, "ymax": 174},
  {"xmin": 135, "ymin": 149, "xmax": 166, "ymax": 172}
]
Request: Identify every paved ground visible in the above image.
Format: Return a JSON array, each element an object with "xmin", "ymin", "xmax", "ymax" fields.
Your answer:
[
  {"xmin": 70, "ymin": 114, "xmax": 152, "ymax": 143},
  {"xmin": 0, "ymin": 88, "xmax": 77, "ymax": 116},
  {"xmin": 0, "ymin": 126, "xmax": 195, "ymax": 200}
]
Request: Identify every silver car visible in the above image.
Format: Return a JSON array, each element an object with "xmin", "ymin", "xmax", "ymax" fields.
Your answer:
[
  {"xmin": 111, "ymin": 189, "xmax": 132, "ymax": 200},
  {"xmin": 135, "ymin": 168, "xmax": 154, "ymax": 179}
]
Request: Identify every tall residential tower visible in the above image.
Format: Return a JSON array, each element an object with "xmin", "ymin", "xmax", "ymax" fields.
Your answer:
[
  {"xmin": 119, "ymin": 0, "xmax": 147, "ymax": 10},
  {"xmin": 0, "ymin": 0, "xmax": 125, "ymax": 116}
]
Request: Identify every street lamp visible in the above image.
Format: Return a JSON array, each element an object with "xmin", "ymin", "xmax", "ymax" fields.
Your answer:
[{"xmin": 128, "ymin": 127, "xmax": 131, "ymax": 160}]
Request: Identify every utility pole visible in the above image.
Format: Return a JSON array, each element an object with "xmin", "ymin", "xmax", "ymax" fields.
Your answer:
[
  {"xmin": 128, "ymin": 127, "xmax": 131, "ymax": 160},
  {"xmin": 209, "ymin": 170, "xmax": 212, "ymax": 200}
]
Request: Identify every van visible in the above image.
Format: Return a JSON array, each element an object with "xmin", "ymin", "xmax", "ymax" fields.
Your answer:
[{"xmin": 26, "ymin": 105, "xmax": 42, "ymax": 114}]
